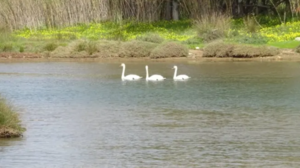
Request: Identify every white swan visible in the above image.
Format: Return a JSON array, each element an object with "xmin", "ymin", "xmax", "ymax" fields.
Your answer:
[
  {"xmin": 121, "ymin": 63, "xmax": 142, "ymax": 81},
  {"xmin": 145, "ymin": 65, "xmax": 166, "ymax": 81},
  {"xmin": 173, "ymin": 65, "xmax": 190, "ymax": 81}
]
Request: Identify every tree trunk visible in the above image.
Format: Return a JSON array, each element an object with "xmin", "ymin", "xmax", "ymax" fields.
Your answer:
[{"xmin": 172, "ymin": 0, "xmax": 179, "ymax": 20}]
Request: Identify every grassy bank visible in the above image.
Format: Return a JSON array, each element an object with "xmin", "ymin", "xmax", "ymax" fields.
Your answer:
[
  {"xmin": 0, "ymin": 95, "xmax": 25, "ymax": 138},
  {"xmin": 1, "ymin": 18, "xmax": 300, "ymax": 58}
]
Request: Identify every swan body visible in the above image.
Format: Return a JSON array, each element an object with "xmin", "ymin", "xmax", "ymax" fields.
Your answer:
[
  {"xmin": 145, "ymin": 65, "xmax": 165, "ymax": 81},
  {"xmin": 173, "ymin": 65, "xmax": 190, "ymax": 81},
  {"xmin": 121, "ymin": 63, "xmax": 142, "ymax": 81}
]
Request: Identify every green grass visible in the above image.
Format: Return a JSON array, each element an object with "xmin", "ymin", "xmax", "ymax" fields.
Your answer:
[
  {"xmin": 267, "ymin": 41, "xmax": 300, "ymax": 49},
  {"xmin": 2, "ymin": 19, "xmax": 300, "ymax": 56},
  {"xmin": 0, "ymin": 95, "xmax": 25, "ymax": 137}
]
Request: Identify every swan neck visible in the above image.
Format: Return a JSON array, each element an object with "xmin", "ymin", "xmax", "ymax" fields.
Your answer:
[
  {"xmin": 145, "ymin": 66, "xmax": 149, "ymax": 79},
  {"xmin": 121, "ymin": 65, "xmax": 125, "ymax": 79},
  {"xmin": 173, "ymin": 67, "xmax": 177, "ymax": 79}
]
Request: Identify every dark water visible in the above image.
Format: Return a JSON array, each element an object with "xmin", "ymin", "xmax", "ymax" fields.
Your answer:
[{"xmin": 1, "ymin": 61, "xmax": 300, "ymax": 168}]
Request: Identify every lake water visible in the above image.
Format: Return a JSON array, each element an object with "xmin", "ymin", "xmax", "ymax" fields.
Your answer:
[{"xmin": 1, "ymin": 60, "xmax": 300, "ymax": 168}]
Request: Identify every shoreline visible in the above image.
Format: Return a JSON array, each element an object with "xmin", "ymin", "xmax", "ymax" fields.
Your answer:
[{"xmin": 1, "ymin": 49, "xmax": 300, "ymax": 62}]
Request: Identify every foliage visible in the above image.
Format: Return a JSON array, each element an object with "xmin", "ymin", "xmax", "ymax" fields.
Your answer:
[
  {"xmin": 231, "ymin": 45, "xmax": 279, "ymax": 57},
  {"xmin": 1, "ymin": 43, "xmax": 14, "ymax": 52},
  {"xmin": 296, "ymin": 45, "xmax": 300, "ymax": 53},
  {"xmin": 119, "ymin": 40, "xmax": 158, "ymax": 57},
  {"xmin": 203, "ymin": 41, "xmax": 234, "ymax": 57},
  {"xmin": 14, "ymin": 21, "xmax": 194, "ymax": 44},
  {"xmin": 43, "ymin": 42, "xmax": 59, "ymax": 51},
  {"xmin": 194, "ymin": 13, "xmax": 232, "ymax": 42},
  {"xmin": 203, "ymin": 41, "xmax": 279, "ymax": 57},
  {"xmin": 268, "ymin": 41, "xmax": 300, "ymax": 49},
  {"xmin": 150, "ymin": 42, "xmax": 188, "ymax": 58},
  {"xmin": 91, "ymin": 40, "xmax": 121, "ymax": 57},
  {"xmin": 136, "ymin": 33, "xmax": 164, "ymax": 43},
  {"xmin": 19, "ymin": 46, "xmax": 24, "ymax": 52},
  {"xmin": 3, "ymin": 16, "xmax": 300, "ymax": 56},
  {"xmin": 230, "ymin": 33, "xmax": 268, "ymax": 44},
  {"xmin": 243, "ymin": 16, "xmax": 260, "ymax": 33},
  {"xmin": 259, "ymin": 21, "xmax": 300, "ymax": 42},
  {"xmin": 0, "ymin": 95, "xmax": 25, "ymax": 137}
]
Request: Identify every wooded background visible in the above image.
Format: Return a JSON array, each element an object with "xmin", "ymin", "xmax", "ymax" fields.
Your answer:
[{"xmin": 1, "ymin": 0, "xmax": 300, "ymax": 30}]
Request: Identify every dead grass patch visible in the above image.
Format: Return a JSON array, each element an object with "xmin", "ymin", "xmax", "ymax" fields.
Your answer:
[
  {"xmin": 203, "ymin": 41, "xmax": 279, "ymax": 58},
  {"xmin": 150, "ymin": 42, "xmax": 188, "ymax": 58},
  {"xmin": 119, "ymin": 40, "xmax": 158, "ymax": 57},
  {"xmin": 91, "ymin": 40, "xmax": 121, "ymax": 58},
  {"xmin": 203, "ymin": 41, "xmax": 234, "ymax": 57},
  {"xmin": 136, "ymin": 33, "xmax": 164, "ymax": 43}
]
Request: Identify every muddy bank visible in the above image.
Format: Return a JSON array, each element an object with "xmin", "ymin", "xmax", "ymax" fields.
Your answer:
[
  {"xmin": 0, "ymin": 127, "xmax": 22, "ymax": 138},
  {"xmin": 0, "ymin": 49, "xmax": 300, "ymax": 62}
]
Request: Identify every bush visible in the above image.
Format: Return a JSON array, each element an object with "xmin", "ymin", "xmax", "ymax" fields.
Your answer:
[
  {"xmin": 194, "ymin": 13, "xmax": 231, "ymax": 42},
  {"xmin": 136, "ymin": 33, "xmax": 164, "ymax": 43},
  {"xmin": 296, "ymin": 45, "xmax": 300, "ymax": 53},
  {"xmin": 50, "ymin": 46, "xmax": 71, "ymax": 58},
  {"xmin": 119, "ymin": 40, "xmax": 158, "ymax": 57},
  {"xmin": 19, "ymin": 46, "xmax": 25, "ymax": 53},
  {"xmin": 91, "ymin": 40, "xmax": 121, "ymax": 57},
  {"xmin": 243, "ymin": 16, "xmax": 260, "ymax": 33},
  {"xmin": 50, "ymin": 39, "xmax": 121, "ymax": 58},
  {"xmin": 203, "ymin": 41, "xmax": 234, "ymax": 57},
  {"xmin": 232, "ymin": 33, "xmax": 268, "ymax": 44},
  {"xmin": 43, "ymin": 42, "xmax": 58, "ymax": 51},
  {"xmin": 0, "ymin": 95, "xmax": 25, "ymax": 138},
  {"xmin": 203, "ymin": 41, "xmax": 279, "ymax": 57},
  {"xmin": 50, "ymin": 40, "xmax": 84, "ymax": 58},
  {"xmin": 73, "ymin": 40, "xmax": 87, "ymax": 52},
  {"xmin": 150, "ymin": 41, "xmax": 188, "ymax": 58},
  {"xmin": 231, "ymin": 45, "xmax": 279, "ymax": 57},
  {"xmin": 2, "ymin": 43, "xmax": 14, "ymax": 52}
]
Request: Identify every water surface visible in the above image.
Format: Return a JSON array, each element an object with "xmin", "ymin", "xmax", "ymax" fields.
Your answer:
[{"xmin": 1, "ymin": 61, "xmax": 300, "ymax": 167}]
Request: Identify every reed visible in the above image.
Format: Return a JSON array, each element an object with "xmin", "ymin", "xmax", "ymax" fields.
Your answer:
[
  {"xmin": 2, "ymin": 0, "xmax": 300, "ymax": 31},
  {"xmin": 194, "ymin": 12, "xmax": 232, "ymax": 42},
  {"xmin": 0, "ymin": 95, "xmax": 25, "ymax": 138},
  {"xmin": 0, "ymin": 0, "xmax": 109, "ymax": 30}
]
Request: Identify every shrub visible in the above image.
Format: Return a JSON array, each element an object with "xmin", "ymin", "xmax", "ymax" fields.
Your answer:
[
  {"xmin": 91, "ymin": 40, "xmax": 121, "ymax": 57},
  {"xmin": 19, "ymin": 46, "xmax": 25, "ymax": 53},
  {"xmin": 50, "ymin": 40, "xmax": 81, "ymax": 57},
  {"xmin": 183, "ymin": 36, "xmax": 203, "ymax": 45},
  {"xmin": 50, "ymin": 46, "xmax": 71, "ymax": 58},
  {"xmin": 0, "ymin": 95, "xmax": 25, "ymax": 138},
  {"xmin": 243, "ymin": 16, "xmax": 260, "ymax": 33},
  {"xmin": 194, "ymin": 13, "xmax": 231, "ymax": 42},
  {"xmin": 203, "ymin": 41, "xmax": 279, "ymax": 57},
  {"xmin": 86, "ymin": 41, "xmax": 98, "ymax": 55},
  {"xmin": 43, "ymin": 42, "xmax": 58, "ymax": 51},
  {"xmin": 150, "ymin": 41, "xmax": 188, "ymax": 58},
  {"xmin": 136, "ymin": 33, "xmax": 164, "ymax": 43},
  {"xmin": 232, "ymin": 33, "xmax": 268, "ymax": 44},
  {"xmin": 2, "ymin": 43, "xmax": 14, "ymax": 52},
  {"xmin": 231, "ymin": 45, "xmax": 279, "ymax": 57},
  {"xmin": 296, "ymin": 45, "xmax": 300, "ymax": 53},
  {"xmin": 73, "ymin": 40, "xmax": 87, "ymax": 52},
  {"xmin": 119, "ymin": 40, "xmax": 158, "ymax": 57},
  {"xmin": 203, "ymin": 41, "xmax": 234, "ymax": 57}
]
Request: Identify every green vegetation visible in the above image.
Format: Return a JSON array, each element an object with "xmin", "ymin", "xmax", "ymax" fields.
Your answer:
[
  {"xmin": 0, "ymin": 95, "xmax": 25, "ymax": 138},
  {"xmin": 150, "ymin": 42, "xmax": 189, "ymax": 58},
  {"xmin": 1, "ymin": 15, "xmax": 300, "ymax": 58},
  {"xmin": 203, "ymin": 41, "xmax": 279, "ymax": 58}
]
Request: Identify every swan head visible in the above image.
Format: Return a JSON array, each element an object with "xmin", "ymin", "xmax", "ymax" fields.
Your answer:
[
  {"xmin": 121, "ymin": 63, "xmax": 125, "ymax": 67},
  {"xmin": 145, "ymin": 65, "xmax": 148, "ymax": 69},
  {"xmin": 173, "ymin": 65, "xmax": 178, "ymax": 69}
]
